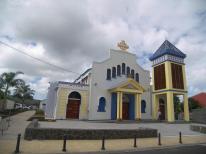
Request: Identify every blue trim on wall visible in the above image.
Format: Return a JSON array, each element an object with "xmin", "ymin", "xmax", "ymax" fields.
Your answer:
[
  {"xmin": 111, "ymin": 93, "xmax": 117, "ymax": 120},
  {"xmin": 141, "ymin": 100, "xmax": 146, "ymax": 113},
  {"xmin": 97, "ymin": 97, "xmax": 106, "ymax": 112},
  {"xmin": 128, "ymin": 94, "xmax": 135, "ymax": 120}
]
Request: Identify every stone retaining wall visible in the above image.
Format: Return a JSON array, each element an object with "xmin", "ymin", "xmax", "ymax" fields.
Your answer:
[
  {"xmin": 190, "ymin": 125, "xmax": 206, "ymax": 134},
  {"xmin": 192, "ymin": 108, "xmax": 206, "ymax": 124},
  {"xmin": 24, "ymin": 123, "xmax": 157, "ymax": 140}
]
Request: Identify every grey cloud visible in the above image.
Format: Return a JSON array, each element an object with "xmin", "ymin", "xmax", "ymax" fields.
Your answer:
[{"xmin": 0, "ymin": 0, "xmax": 206, "ymax": 99}]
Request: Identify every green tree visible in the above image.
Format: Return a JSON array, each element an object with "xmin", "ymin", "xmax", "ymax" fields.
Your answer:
[
  {"xmin": 188, "ymin": 97, "xmax": 201, "ymax": 111},
  {"xmin": 0, "ymin": 71, "xmax": 24, "ymax": 98},
  {"xmin": 0, "ymin": 77, "xmax": 4, "ymax": 99},
  {"xmin": 0, "ymin": 72, "xmax": 25, "ymax": 110},
  {"xmin": 13, "ymin": 82, "xmax": 35, "ymax": 104},
  {"xmin": 174, "ymin": 96, "xmax": 183, "ymax": 120}
]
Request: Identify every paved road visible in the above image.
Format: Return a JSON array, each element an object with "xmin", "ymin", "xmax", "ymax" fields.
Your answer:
[{"xmin": 101, "ymin": 144, "xmax": 206, "ymax": 154}]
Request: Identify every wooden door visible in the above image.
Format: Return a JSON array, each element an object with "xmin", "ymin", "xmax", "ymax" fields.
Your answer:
[
  {"xmin": 122, "ymin": 102, "xmax": 129, "ymax": 120},
  {"xmin": 159, "ymin": 104, "xmax": 165, "ymax": 120},
  {"xmin": 66, "ymin": 99, "xmax": 80, "ymax": 119}
]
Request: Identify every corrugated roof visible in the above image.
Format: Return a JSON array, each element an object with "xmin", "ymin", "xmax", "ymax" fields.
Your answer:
[
  {"xmin": 74, "ymin": 68, "xmax": 92, "ymax": 82},
  {"xmin": 58, "ymin": 81, "xmax": 89, "ymax": 86},
  {"xmin": 149, "ymin": 40, "xmax": 186, "ymax": 61}
]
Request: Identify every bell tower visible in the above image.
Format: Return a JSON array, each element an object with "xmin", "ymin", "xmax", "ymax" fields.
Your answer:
[{"xmin": 150, "ymin": 40, "xmax": 189, "ymax": 122}]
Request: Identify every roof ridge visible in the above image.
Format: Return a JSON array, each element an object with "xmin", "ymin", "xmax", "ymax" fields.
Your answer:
[{"xmin": 149, "ymin": 40, "xmax": 186, "ymax": 61}]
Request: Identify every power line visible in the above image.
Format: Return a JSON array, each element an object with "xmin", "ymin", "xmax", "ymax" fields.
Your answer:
[{"xmin": 0, "ymin": 40, "xmax": 80, "ymax": 75}]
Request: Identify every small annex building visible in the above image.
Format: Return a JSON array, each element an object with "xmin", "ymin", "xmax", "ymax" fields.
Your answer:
[{"xmin": 46, "ymin": 40, "xmax": 190, "ymax": 122}]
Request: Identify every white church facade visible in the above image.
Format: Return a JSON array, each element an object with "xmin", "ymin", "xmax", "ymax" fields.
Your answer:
[{"xmin": 46, "ymin": 41, "xmax": 151, "ymax": 120}]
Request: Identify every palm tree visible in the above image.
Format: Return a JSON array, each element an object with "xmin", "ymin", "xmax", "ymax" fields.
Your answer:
[
  {"xmin": 0, "ymin": 77, "xmax": 4, "ymax": 99},
  {"xmin": 13, "ymin": 82, "xmax": 35, "ymax": 104},
  {"xmin": 0, "ymin": 71, "xmax": 24, "ymax": 98}
]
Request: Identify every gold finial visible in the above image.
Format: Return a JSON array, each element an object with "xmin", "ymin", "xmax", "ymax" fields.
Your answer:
[{"xmin": 117, "ymin": 40, "xmax": 129, "ymax": 51}]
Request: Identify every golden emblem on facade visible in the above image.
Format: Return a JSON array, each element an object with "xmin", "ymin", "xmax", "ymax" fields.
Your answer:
[{"xmin": 117, "ymin": 40, "xmax": 129, "ymax": 51}]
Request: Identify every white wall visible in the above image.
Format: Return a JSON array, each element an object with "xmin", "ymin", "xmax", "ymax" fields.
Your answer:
[
  {"xmin": 40, "ymin": 99, "xmax": 47, "ymax": 111},
  {"xmin": 45, "ymin": 82, "xmax": 58, "ymax": 119},
  {"xmin": 6, "ymin": 100, "xmax": 15, "ymax": 110},
  {"xmin": 89, "ymin": 49, "xmax": 151, "ymax": 120}
]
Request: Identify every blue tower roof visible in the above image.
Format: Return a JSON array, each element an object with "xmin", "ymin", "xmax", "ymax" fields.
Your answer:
[{"xmin": 149, "ymin": 40, "xmax": 186, "ymax": 61}]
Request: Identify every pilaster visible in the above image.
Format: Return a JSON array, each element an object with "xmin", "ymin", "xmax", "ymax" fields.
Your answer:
[
  {"xmin": 166, "ymin": 92, "xmax": 174, "ymax": 122},
  {"xmin": 183, "ymin": 93, "xmax": 190, "ymax": 121},
  {"xmin": 116, "ymin": 92, "xmax": 120, "ymax": 120}
]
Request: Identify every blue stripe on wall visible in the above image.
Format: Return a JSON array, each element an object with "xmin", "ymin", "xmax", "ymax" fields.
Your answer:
[
  {"xmin": 111, "ymin": 93, "xmax": 117, "ymax": 120},
  {"xmin": 128, "ymin": 94, "xmax": 135, "ymax": 120}
]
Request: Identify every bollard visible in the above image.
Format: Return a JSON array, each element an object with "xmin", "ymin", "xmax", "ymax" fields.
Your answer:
[
  {"xmin": 179, "ymin": 132, "xmax": 182, "ymax": 144},
  {"xmin": 158, "ymin": 133, "xmax": 161, "ymax": 146},
  {"xmin": 62, "ymin": 135, "xmax": 67, "ymax": 152},
  {"xmin": 101, "ymin": 135, "xmax": 105, "ymax": 150},
  {"xmin": 134, "ymin": 135, "xmax": 137, "ymax": 147},
  {"xmin": 15, "ymin": 133, "xmax": 21, "ymax": 154}
]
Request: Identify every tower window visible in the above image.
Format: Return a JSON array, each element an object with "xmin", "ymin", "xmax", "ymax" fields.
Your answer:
[
  {"xmin": 131, "ymin": 69, "xmax": 135, "ymax": 79},
  {"xmin": 135, "ymin": 73, "xmax": 139, "ymax": 82},
  {"xmin": 112, "ymin": 67, "xmax": 116, "ymax": 78},
  {"xmin": 171, "ymin": 63, "xmax": 184, "ymax": 89},
  {"xmin": 97, "ymin": 97, "xmax": 106, "ymax": 112},
  {"xmin": 117, "ymin": 65, "xmax": 121, "ymax": 76},
  {"xmin": 154, "ymin": 64, "xmax": 166, "ymax": 90},
  {"xmin": 106, "ymin": 69, "xmax": 111, "ymax": 80},
  {"xmin": 122, "ymin": 63, "xmax": 125, "ymax": 75},
  {"xmin": 126, "ymin": 66, "xmax": 130, "ymax": 77}
]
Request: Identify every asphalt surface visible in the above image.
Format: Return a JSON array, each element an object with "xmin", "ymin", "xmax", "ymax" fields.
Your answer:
[{"xmin": 109, "ymin": 144, "xmax": 206, "ymax": 154}]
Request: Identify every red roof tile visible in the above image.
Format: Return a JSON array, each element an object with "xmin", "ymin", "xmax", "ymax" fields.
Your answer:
[{"xmin": 192, "ymin": 92, "xmax": 206, "ymax": 107}]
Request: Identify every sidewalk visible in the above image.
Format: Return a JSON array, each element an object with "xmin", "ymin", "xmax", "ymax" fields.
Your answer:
[
  {"xmin": 0, "ymin": 135, "xmax": 206, "ymax": 154},
  {"xmin": 0, "ymin": 111, "xmax": 206, "ymax": 154},
  {"xmin": 0, "ymin": 110, "xmax": 35, "ymax": 140}
]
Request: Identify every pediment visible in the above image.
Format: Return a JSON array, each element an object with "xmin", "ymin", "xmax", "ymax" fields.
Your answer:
[
  {"xmin": 122, "ymin": 83, "xmax": 137, "ymax": 90},
  {"xmin": 109, "ymin": 78, "xmax": 145, "ymax": 93}
]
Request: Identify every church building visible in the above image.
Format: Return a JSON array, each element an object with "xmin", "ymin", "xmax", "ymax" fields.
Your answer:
[{"xmin": 45, "ymin": 40, "xmax": 190, "ymax": 122}]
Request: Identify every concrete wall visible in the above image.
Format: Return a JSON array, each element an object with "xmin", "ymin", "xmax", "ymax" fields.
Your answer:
[
  {"xmin": 5, "ymin": 100, "xmax": 15, "ymax": 109},
  {"xmin": 45, "ymin": 82, "xmax": 58, "ymax": 119},
  {"xmin": 89, "ymin": 49, "xmax": 151, "ymax": 120}
]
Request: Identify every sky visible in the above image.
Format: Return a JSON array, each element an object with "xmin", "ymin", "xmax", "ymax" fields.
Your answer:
[{"xmin": 0, "ymin": 0, "xmax": 206, "ymax": 100}]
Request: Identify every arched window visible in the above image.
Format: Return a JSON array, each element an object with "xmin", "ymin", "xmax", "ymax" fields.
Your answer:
[
  {"xmin": 117, "ymin": 65, "xmax": 121, "ymax": 76},
  {"xmin": 97, "ymin": 97, "xmax": 106, "ymax": 112},
  {"xmin": 126, "ymin": 66, "xmax": 130, "ymax": 77},
  {"xmin": 131, "ymin": 69, "xmax": 135, "ymax": 79},
  {"xmin": 141, "ymin": 100, "xmax": 146, "ymax": 113},
  {"xmin": 135, "ymin": 73, "xmax": 139, "ymax": 82},
  {"xmin": 122, "ymin": 63, "xmax": 125, "ymax": 75},
  {"xmin": 68, "ymin": 91, "xmax": 81, "ymax": 100},
  {"xmin": 106, "ymin": 69, "xmax": 111, "ymax": 80},
  {"xmin": 112, "ymin": 67, "xmax": 116, "ymax": 78}
]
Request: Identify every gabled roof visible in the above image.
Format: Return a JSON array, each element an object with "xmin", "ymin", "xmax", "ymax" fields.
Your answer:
[
  {"xmin": 191, "ymin": 92, "xmax": 206, "ymax": 107},
  {"xmin": 149, "ymin": 40, "xmax": 186, "ymax": 61}
]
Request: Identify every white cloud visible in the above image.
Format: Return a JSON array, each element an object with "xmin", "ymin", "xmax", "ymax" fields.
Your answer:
[{"xmin": 0, "ymin": 0, "xmax": 206, "ymax": 99}]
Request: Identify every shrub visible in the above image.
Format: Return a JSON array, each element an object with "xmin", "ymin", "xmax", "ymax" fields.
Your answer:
[{"xmin": 35, "ymin": 109, "xmax": 44, "ymax": 115}]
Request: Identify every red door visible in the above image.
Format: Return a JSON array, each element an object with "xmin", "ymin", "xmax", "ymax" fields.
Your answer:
[
  {"xmin": 66, "ymin": 100, "xmax": 80, "ymax": 119},
  {"xmin": 122, "ymin": 102, "xmax": 129, "ymax": 120}
]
